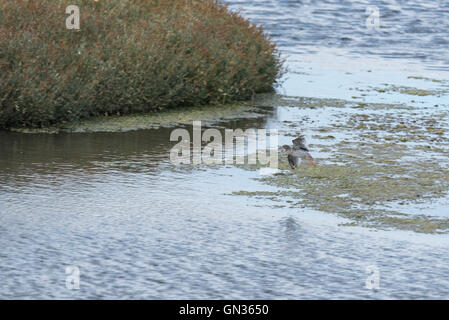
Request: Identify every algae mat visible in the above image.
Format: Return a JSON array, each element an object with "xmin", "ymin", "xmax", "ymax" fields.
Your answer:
[
  {"xmin": 10, "ymin": 102, "xmax": 269, "ymax": 133},
  {"xmin": 234, "ymin": 94, "xmax": 449, "ymax": 234}
]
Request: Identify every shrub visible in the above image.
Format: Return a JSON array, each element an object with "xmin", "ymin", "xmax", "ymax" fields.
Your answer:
[{"xmin": 0, "ymin": 0, "xmax": 282, "ymax": 129}]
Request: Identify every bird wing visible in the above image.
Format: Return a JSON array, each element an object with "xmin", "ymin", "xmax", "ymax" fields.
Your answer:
[
  {"xmin": 292, "ymin": 135, "xmax": 309, "ymax": 151},
  {"xmin": 292, "ymin": 149, "xmax": 316, "ymax": 167}
]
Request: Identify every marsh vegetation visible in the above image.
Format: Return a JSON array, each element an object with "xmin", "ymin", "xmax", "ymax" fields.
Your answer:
[{"xmin": 0, "ymin": 0, "xmax": 281, "ymax": 129}]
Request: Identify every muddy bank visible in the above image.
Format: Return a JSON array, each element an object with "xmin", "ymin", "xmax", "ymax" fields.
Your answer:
[{"xmin": 9, "ymin": 102, "xmax": 269, "ymax": 134}]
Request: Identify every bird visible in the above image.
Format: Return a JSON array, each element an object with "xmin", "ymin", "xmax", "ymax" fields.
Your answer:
[{"xmin": 280, "ymin": 135, "xmax": 316, "ymax": 169}]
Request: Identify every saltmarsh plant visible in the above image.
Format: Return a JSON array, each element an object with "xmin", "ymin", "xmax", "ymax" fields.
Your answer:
[{"xmin": 0, "ymin": 0, "xmax": 282, "ymax": 129}]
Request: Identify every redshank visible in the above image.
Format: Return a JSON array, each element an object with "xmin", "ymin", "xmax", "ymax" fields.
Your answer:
[{"xmin": 280, "ymin": 135, "xmax": 316, "ymax": 169}]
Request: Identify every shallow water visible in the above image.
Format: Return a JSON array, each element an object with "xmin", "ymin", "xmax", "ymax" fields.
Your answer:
[
  {"xmin": 2, "ymin": 127, "xmax": 449, "ymax": 299},
  {"xmin": 1, "ymin": 0, "xmax": 449, "ymax": 299}
]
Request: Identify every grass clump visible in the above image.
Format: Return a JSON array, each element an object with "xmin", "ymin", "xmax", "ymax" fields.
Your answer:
[{"xmin": 0, "ymin": 0, "xmax": 282, "ymax": 129}]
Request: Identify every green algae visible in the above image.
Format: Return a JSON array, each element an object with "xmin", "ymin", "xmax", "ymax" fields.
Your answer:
[
  {"xmin": 10, "ymin": 101, "xmax": 267, "ymax": 133},
  {"xmin": 254, "ymin": 93, "xmax": 416, "ymax": 110},
  {"xmin": 398, "ymin": 87, "xmax": 434, "ymax": 96},
  {"xmin": 235, "ymin": 147, "xmax": 449, "ymax": 233},
  {"xmin": 314, "ymin": 135, "xmax": 336, "ymax": 140},
  {"xmin": 407, "ymin": 76, "xmax": 445, "ymax": 83},
  {"xmin": 373, "ymin": 85, "xmax": 448, "ymax": 97},
  {"xmin": 232, "ymin": 94, "xmax": 449, "ymax": 234}
]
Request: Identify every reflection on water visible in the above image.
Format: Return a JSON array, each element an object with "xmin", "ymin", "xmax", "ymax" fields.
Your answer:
[{"xmin": 2, "ymin": 0, "xmax": 449, "ymax": 299}]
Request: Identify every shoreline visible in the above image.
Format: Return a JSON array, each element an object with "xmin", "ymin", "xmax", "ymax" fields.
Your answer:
[{"xmin": 6, "ymin": 101, "xmax": 262, "ymax": 134}]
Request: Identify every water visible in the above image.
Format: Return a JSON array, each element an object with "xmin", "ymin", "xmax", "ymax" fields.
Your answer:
[
  {"xmin": 226, "ymin": 0, "xmax": 449, "ymax": 70},
  {"xmin": 1, "ymin": 0, "xmax": 449, "ymax": 299}
]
